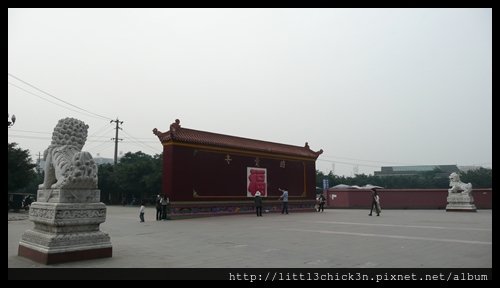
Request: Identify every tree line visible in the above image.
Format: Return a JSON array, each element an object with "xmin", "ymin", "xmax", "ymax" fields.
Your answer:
[
  {"xmin": 315, "ymin": 167, "xmax": 492, "ymax": 190},
  {"xmin": 98, "ymin": 152, "xmax": 162, "ymax": 205},
  {"xmin": 8, "ymin": 143, "xmax": 162, "ymax": 205}
]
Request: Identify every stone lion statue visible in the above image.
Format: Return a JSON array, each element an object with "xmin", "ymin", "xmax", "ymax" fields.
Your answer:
[
  {"xmin": 39, "ymin": 117, "xmax": 98, "ymax": 189},
  {"xmin": 448, "ymin": 172, "xmax": 472, "ymax": 196}
]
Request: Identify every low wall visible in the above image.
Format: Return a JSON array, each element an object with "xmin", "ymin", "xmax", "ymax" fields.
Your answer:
[
  {"xmin": 168, "ymin": 200, "xmax": 316, "ymax": 219},
  {"xmin": 326, "ymin": 188, "xmax": 491, "ymax": 209}
]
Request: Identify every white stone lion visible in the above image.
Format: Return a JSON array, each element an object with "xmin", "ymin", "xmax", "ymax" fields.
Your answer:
[
  {"xmin": 448, "ymin": 172, "xmax": 472, "ymax": 196},
  {"xmin": 39, "ymin": 118, "xmax": 98, "ymax": 189}
]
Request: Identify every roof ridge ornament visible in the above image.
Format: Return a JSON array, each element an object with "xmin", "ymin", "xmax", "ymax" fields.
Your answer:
[
  {"xmin": 152, "ymin": 128, "xmax": 162, "ymax": 136},
  {"xmin": 305, "ymin": 142, "xmax": 323, "ymax": 156},
  {"xmin": 170, "ymin": 119, "xmax": 181, "ymax": 134}
]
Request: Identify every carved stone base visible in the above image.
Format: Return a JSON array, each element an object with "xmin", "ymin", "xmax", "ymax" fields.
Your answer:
[
  {"xmin": 37, "ymin": 189, "xmax": 101, "ymax": 203},
  {"xmin": 18, "ymin": 244, "xmax": 112, "ymax": 265},
  {"xmin": 446, "ymin": 193, "xmax": 477, "ymax": 212},
  {"xmin": 18, "ymin": 200, "xmax": 112, "ymax": 264}
]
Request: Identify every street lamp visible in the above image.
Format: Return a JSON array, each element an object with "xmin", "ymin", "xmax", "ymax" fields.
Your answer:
[{"xmin": 8, "ymin": 113, "xmax": 16, "ymax": 128}]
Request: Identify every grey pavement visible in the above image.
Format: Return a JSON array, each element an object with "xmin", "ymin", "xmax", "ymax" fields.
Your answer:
[{"xmin": 8, "ymin": 206, "xmax": 491, "ymax": 268}]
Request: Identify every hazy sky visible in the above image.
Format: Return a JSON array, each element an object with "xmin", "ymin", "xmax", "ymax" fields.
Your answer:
[{"xmin": 8, "ymin": 8, "xmax": 492, "ymax": 177}]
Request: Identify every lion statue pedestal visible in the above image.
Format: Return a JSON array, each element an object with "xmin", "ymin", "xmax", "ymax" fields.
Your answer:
[
  {"xmin": 18, "ymin": 118, "xmax": 112, "ymax": 264},
  {"xmin": 445, "ymin": 172, "xmax": 476, "ymax": 212}
]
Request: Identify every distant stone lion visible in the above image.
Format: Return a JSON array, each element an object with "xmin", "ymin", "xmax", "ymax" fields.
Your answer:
[
  {"xmin": 39, "ymin": 118, "xmax": 98, "ymax": 189},
  {"xmin": 448, "ymin": 172, "xmax": 472, "ymax": 196}
]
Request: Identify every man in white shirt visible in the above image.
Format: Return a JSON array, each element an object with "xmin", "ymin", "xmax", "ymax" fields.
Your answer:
[{"xmin": 278, "ymin": 188, "xmax": 289, "ymax": 214}]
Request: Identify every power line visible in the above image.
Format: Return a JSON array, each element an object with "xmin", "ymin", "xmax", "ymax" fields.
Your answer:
[
  {"xmin": 8, "ymin": 73, "xmax": 112, "ymax": 121},
  {"xmin": 122, "ymin": 139, "xmax": 158, "ymax": 143},
  {"xmin": 317, "ymin": 158, "xmax": 381, "ymax": 168},
  {"xmin": 84, "ymin": 139, "xmax": 115, "ymax": 153},
  {"xmin": 8, "ymin": 129, "xmax": 50, "ymax": 135},
  {"xmin": 9, "ymin": 128, "xmax": 117, "ymax": 139},
  {"xmin": 8, "ymin": 134, "xmax": 114, "ymax": 143},
  {"xmin": 320, "ymin": 154, "xmax": 414, "ymax": 166},
  {"xmin": 88, "ymin": 122, "xmax": 115, "ymax": 138},
  {"xmin": 122, "ymin": 141, "xmax": 160, "ymax": 154},
  {"xmin": 9, "ymin": 82, "xmax": 101, "ymax": 119},
  {"xmin": 7, "ymin": 134, "xmax": 52, "ymax": 140},
  {"xmin": 121, "ymin": 129, "xmax": 160, "ymax": 154}
]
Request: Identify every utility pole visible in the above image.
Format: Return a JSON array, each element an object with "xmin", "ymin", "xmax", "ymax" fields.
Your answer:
[
  {"xmin": 37, "ymin": 152, "xmax": 42, "ymax": 176},
  {"xmin": 353, "ymin": 165, "xmax": 359, "ymax": 176},
  {"xmin": 110, "ymin": 118, "xmax": 123, "ymax": 165}
]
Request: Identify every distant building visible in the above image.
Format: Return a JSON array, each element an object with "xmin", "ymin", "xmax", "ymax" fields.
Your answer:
[
  {"xmin": 374, "ymin": 165, "xmax": 459, "ymax": 178},
  {"xmin": 458, "ymin": 166, "xmax": 482, "ymax": 173},
  {"xmin": 94, "ymin": 156, "xmax": 115, "ymax": 165}
]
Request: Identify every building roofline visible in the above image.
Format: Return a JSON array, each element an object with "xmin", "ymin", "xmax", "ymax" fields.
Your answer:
[{"xmin": 153, "ymin": 119, "xmax": 323, "ymax": 159}]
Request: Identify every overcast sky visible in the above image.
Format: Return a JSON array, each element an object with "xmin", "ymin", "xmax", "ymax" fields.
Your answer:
[{"xmin": 8, "ymin": 8, "xmax": 492, "ymax": 177}]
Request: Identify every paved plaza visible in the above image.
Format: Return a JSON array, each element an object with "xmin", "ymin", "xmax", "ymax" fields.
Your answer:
[{"xmin": 8, "ymin": 206, "xmax": 491, "ymax": 268}]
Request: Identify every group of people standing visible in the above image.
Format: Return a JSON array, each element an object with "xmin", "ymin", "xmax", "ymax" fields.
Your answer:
[
  {"xmin": 316, "ymin": 193, "xmax": 326, "ymax": 212},
  {"xmin": 254, "ymin": 187, "xmax": 381, "ymax": 216},
  {"xmin": 156, "ymin": 195, "xmax": 169, "ymax": 221},
  {"xmin": 140, "ymin": 188, "xmax": 381, "ymax": 221},
  {"xmin": 138, "ymin": 194, "xmax": 169, "ymax": 223},
  {"xmin": 253, "ymin": 188, "xmax": 289, "ymax": 216},
  {"xmin": 253, "ymin": 188, "xmax": 322, "ymax": 216}
]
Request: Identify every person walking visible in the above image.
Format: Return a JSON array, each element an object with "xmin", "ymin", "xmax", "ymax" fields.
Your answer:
[
  {"xmin": 318, "ymin": 193, "xmax": 326, "ymax": 212},
  {"xmin": 369, "ymin": 188, "xmax": 381, "ymax": 216},
  {"xmin": 139, "ymin": 201, "xmax": 145, "ymax": 223},
  {"xmin": 278, "ymin": 188, "xmax": 289, "ymax": 214},
  {"xmin": 156, "ymin": 195, "xmax": 162, "ymax": 221},
  {"xmin": 22, "ymin": 195, "xmax": 32, "ymax": 210},
  {"xmin": 161, "ymin": 196, "xmax": 168, "ymax": 220},
  {"xmin": 254, "ymin": 191, "xmax": 263, "ymax": 217}
]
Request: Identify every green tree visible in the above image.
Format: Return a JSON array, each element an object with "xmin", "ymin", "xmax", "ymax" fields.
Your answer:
[
  {"xmin": 96, "ymin": 152, "xmax": 163, "ymax": 205},
  {"xmin": 460, "ymin": 168, "xmax": 492, "ymax": 188},
  {"xmin": 114, "ymin": 151, "xmax": 162, "ymax": 204},
  {"xmin": 315, "ymin": 167, "xmax": 488, "ymax": 189},
  {"xmin": 8, "ymin": 143, "xmax": 37, "ymax": 192},
  {"xmin": 315, "ymin": 170, "xmax": 326, "ymax": 191},
  {"xmin": 145, "ymin": 153, "xmax": 163, "ymax": 196},
  {"xmin": 97, "ymin": 163, "xmax": 117, "ymax": 204}
]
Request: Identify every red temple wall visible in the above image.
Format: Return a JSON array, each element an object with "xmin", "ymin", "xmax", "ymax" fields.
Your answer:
[
  {"xmin": 162, "ymin": 145, "xmax": 174, "ymax": 199},
  {"xmin": 326, "ymin": 188, "xmax": 492, "ymax": 209},
  {"xmin": 162, "ymin": 143, "xmax": 317, "ymax": 202}
]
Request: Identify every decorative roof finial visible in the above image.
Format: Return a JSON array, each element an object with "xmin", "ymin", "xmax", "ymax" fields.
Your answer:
[
  {"xmin": 170, "ymin": 119, "xmax": 181, "ymax": 134},
  {"xmin": 152, "ymin": 128, "xmax": 161, "ymax": 136}
]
